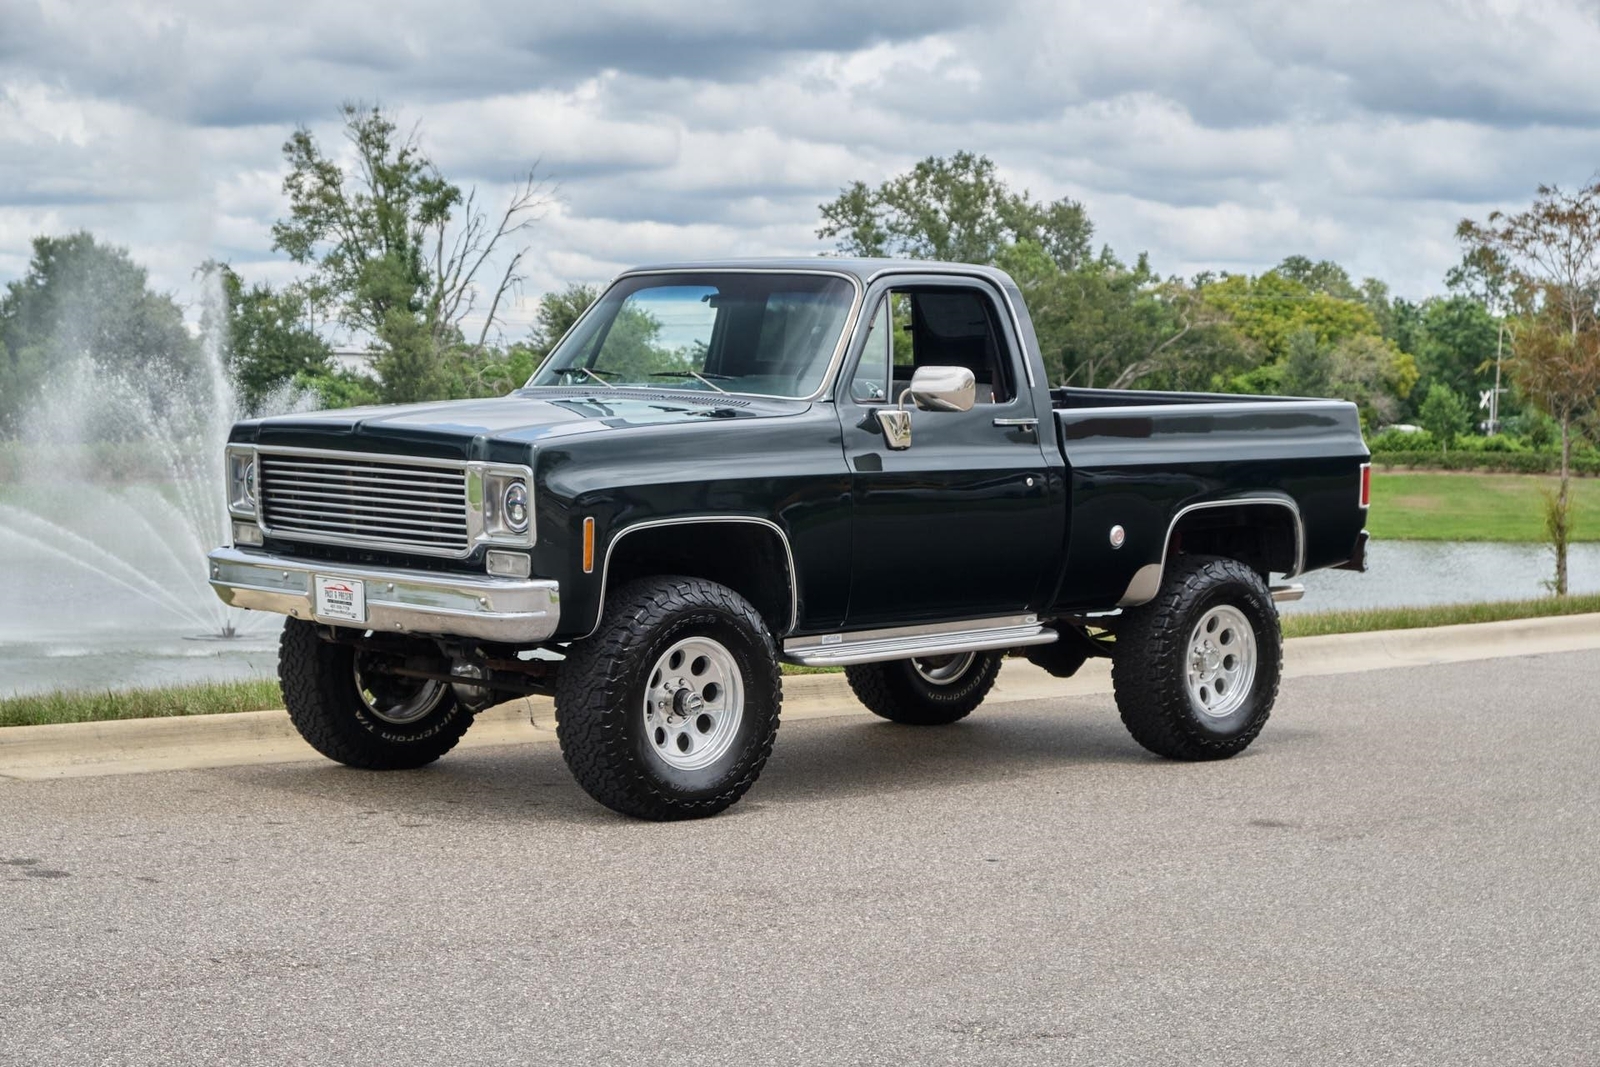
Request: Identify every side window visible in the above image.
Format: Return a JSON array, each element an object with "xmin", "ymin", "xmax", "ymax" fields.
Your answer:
[
  {"xmin": 884, "ymin": 287, "xmax": 1016, "ymax": 405},
  {"xmin": 847, "ymin": 298, "xmax": 892, "ymax": 402}
]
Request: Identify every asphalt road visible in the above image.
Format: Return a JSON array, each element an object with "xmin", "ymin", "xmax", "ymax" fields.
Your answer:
[{"xmin": 4, "ymin": 651, "xmax": 1598, "ymax": 1066}]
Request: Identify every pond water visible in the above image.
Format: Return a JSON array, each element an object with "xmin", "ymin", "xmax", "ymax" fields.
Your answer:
[
  {"xmin": 1285, "ymin": 540, "xmax": 1600, "ymax": 613},
  {"xmin": 3, "ymin": 535, "xmax": 1596, "ymax": 698},
  {"xmin": 1, "ymin": 540, "xmax": 283, "ymax": 697}
]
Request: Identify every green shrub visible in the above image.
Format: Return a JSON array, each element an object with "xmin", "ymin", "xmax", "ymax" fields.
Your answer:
[
  {"xmin": 1370, "ymin": 451, "xmax": 1600, "ymax": 475},
  {"xmin": 1369, "ymin": 428, "xmax": 1434, "ymax": 453},
  {"xmin": 1454, "ymin": 433, "xmax": 1528, "ymax": 454}
]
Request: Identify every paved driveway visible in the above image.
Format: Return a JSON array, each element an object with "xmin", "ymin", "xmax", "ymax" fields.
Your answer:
[{"xmin": 4, "ymin": 651, "xmax": 1597, "ymax": 1065}]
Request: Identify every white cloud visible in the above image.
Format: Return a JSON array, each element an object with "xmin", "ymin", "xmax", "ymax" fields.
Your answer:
[{"xmin": 4, "ymin": 0, "xmax": 1600, "ymax": 336}]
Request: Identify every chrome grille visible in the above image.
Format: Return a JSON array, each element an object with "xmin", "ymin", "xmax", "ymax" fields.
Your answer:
[{"xmin": 259, "ymin": 453, "xmax": 471, "ymax": 555}]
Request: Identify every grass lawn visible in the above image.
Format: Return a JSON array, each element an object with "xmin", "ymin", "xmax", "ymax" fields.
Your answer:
[
  {"xmin": 1369, "ymin": 471, "xmax": 1600, "ymax": 542},
  {"xmin": 7, "ymin": 594, "xmax": 1600, "ymax": 727},
  {"xmin": 1, "ymin": 678, "xmax": 284, "ymax": 728},
  {"xmin": 1278, "ymin": 594, "xmax": 1600, "ymax": 639}
]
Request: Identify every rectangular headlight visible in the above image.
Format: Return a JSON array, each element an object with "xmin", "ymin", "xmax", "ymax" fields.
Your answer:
[
  {"xmin": 226, "ymin": 445, "xmax": 257, "ymax": 517},
  {"xmin": 476, "ymin": 468, "xmax": 535, "ymax": 545}
]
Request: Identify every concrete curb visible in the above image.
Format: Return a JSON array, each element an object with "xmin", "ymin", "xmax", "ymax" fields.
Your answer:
[{"xmin": 4, "ymin": 613, "xmax": 1597, "ymax": 780}]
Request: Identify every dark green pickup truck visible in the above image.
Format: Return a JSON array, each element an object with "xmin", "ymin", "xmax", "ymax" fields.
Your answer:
[{"xmin": 209, "ymin": 259, "xmax": 1370, "ymax": 819}]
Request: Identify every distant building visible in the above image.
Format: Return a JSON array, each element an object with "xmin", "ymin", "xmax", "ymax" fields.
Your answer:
[{"xmin": 331, "ymin": 347, "xmax": 377, "ymax": 377}]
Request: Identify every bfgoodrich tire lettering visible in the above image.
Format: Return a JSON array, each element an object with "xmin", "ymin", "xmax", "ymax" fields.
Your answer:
[
  {"xmin": 278, "ymin": 618, "xmax": 474, "ymax": 769},
  {"xmin": 554, "ymin": 576, "xmax": 782, "ymax": 820},
  {"xmin": 1111, "ymin": 554, "xmax": 1282, "ymax": 760},
  {"xmin": 845, "ymin": 651, "xmax": 1002, "ymax": 725}
]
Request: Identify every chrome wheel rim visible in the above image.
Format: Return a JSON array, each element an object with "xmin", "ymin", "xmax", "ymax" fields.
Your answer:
[
  {"xmin": 1185, "ymin": 605, "xmax": 1257, "ymax": 720},
  {"xmin": 912, "ymin": 651, "xmax": 977, "ymax": 686},
  {"xmin": 354, "ymin": 656, "xmax": 448, "ymax": 725},
  {"xmin": 643, "ymin": 636, "xmax": 745, "ymax": 771}
]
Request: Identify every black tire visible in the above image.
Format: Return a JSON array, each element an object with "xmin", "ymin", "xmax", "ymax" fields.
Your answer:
[
  {"xmin": 844, "ymin": 651, "xmax": 1002, "ymax": 725},
  {"xmin": 554, "ymin": 576, "xmax": 782, "ymax": 820},
  {"xmin": 278, "ymin": 619, "xmax": 474, "ymax": 769},
  {"xmin": 1111, "ymin": 554, "xmax": 1282, "ymax": 761}
]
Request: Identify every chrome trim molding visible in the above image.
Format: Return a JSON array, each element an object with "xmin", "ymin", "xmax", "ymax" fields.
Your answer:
[
  {"xmin": 523, "ymin": 267, "xmax": 866, "ymax": 404},
  {"xmin": 587, "ymin": 515, "xmax": 800, "ymax": 639},
  {"xmin": 1116, "ymin": 496, "xmax": 1306, "ymax": 607},
  {"xmin": 783, "ymin": 613, "xmax": 1057, "ymax": 667},
  {"xmin": 236, "ymin": 445, "xmax": 535, "ymax": 561},
  {"xmin": 207, "ymin": 547, "xmax": 560, "ymax": 643}
]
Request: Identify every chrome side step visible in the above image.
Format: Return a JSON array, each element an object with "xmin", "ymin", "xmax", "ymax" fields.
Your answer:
[
  {"xmin": 783, "ymin": 614, "xmax": 1059, "ymax": 668},
  {"xmin": 1270, "ymin": 583, "xmax": 1305, "ymax": 603}
]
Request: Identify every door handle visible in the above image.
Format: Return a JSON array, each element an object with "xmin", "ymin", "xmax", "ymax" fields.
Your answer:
[{"xmin": 992, "ymin": 417, "xmax": 1038, "ymax": 428}]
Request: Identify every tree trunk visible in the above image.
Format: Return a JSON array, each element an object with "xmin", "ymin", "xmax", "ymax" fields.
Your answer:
[{"xmin": 1555, "ymin": 418, "xmax": 1572, "ymax": 597}]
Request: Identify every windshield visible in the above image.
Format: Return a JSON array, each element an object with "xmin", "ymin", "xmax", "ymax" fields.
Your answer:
[{"xmin": 526, "ymin": 272, "xmax": 857, "ymax": 398}]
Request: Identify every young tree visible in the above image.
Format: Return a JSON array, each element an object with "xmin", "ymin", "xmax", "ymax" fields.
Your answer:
[
  {"xmin": 1460, "ymin": 181, "xmax": 1600, "ymax": 594},
  {"xmin": 1418, "ymin": 382, "xmax": 1470, "ymax": 451},
  {"xmin": 271, "ymin": 104, "xmax": 552, "ymax": 403}
]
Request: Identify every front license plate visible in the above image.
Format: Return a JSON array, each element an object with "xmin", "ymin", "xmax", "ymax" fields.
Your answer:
[{"xmin": 314, "ymin": 575, "xmax": 367, "ymax": 622}]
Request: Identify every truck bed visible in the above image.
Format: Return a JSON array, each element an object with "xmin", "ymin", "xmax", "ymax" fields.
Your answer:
[{"xmin": 1046, "ymin": 387, "xmax": 1369, "ymax": 613}]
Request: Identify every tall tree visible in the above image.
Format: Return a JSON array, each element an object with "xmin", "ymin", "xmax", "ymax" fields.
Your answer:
[
  {"xmin": 1445, "ymin": 245, "xmax": 1514, "ymax": 433},
  {"xmin": 271, "ymin": 103, "xmax": 551, "ymax": 403},
  {"xmin": 1201, "ymin": 270, "xmax": 1384, "ymax": 359},
  {"xmin": 0, "ymin": 232, "xmax": 198, "ymax": 435},
  {"xmin": 818, "ymin": 154, "xmax": 1240, "ymax": 389},
  {"xmin": 1414, "ymin": 295, "xmax": 1499, "ymax": 404},
  {"xmin": 1275, "ymin": 255, "xmax": 1359, "ymax": 300},
  {"xmin": 1460, "ymin": 181, "xmax": 1600, "ymax": 594},
  {"xmin": 526, "ymin": 283, "xmax": 599, "ymax": 360},
  {"xmin": 817, "ymin": 152, "xmax": 1092, "ymax": 271}
]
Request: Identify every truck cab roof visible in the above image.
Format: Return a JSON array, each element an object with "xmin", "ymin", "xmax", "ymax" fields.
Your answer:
[{"xmin": 621, "ymin": 257, "xmax": 1019, "ymax": 289}]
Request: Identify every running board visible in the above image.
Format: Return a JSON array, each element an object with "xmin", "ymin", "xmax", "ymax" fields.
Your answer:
[
  {"xmin": 783, "ymin": 614, "xmax": 1059, "ymax": 668},
  {"xmin": 1270, "ymin": 583, "xmax": 1305, "ymax": 603}
]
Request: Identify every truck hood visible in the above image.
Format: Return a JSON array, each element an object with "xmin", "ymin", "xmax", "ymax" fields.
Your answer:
[{"xmin": 238, "ymin": 389, "xmax": 807, "ymax": 459}]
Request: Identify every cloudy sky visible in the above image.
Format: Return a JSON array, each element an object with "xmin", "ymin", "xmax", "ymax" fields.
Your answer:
[{"xmin": 4, "ymin": 0, "xmax": 1600, "ymax": 338}]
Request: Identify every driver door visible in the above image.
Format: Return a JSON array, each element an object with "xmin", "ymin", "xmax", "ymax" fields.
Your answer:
[{"xmin": 836, "ymin": 278, "xmax": 1061, "ymax": 629}]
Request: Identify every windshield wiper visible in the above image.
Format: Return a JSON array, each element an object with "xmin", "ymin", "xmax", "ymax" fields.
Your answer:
[
  {"xmin": 648, "ymin": 371, "xmax": 731, "ymax": 394},
  {"xmin": 562, "ymin": 366, "xmax": 616, "ymax": 389}
]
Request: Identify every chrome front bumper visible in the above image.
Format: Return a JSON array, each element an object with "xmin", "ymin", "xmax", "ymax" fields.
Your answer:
[{"xmin": 207, "ymin": 547, "xmax": 560, "ymax": 643}]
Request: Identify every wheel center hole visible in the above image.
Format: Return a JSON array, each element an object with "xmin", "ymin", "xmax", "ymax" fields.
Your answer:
[{"xmin": 672, "ymin": 686, "xmax": 705, "ymax": 718}]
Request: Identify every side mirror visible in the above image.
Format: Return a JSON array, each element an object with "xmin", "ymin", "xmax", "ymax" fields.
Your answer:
[
  {"xmin": 875, "ymin": 366, "xmax": 977, "ymax": 450},
  {"xmin": 906, "ymin": 365, "xmax": 975, "ymax": 412}
]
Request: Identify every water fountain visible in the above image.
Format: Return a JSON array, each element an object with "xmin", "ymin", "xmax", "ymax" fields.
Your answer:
[{"xmin": 0, "ymin": 270, "xmax": 314, "ymax": 695}]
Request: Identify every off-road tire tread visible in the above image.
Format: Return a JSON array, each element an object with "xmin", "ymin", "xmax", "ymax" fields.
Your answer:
[
  {"xmin": 554, "ymin": 576, "xmax": 782, "ymax": 820},
  {"xmin": 1111, "ymin": 554, "xmax": 1281, "ymax": 761},
  {"xmin": 844, "ymin": 652, "xmax": 1002, "ymax": 725},
  {"xmin": 278, "ymin": 618, "xmax": 472, "ymax": 769}
]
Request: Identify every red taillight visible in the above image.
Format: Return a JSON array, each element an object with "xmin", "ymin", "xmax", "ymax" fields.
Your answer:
[{"xmin": 1359, "ymin": 463, "xmax": 1372, "ymax": 508}]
